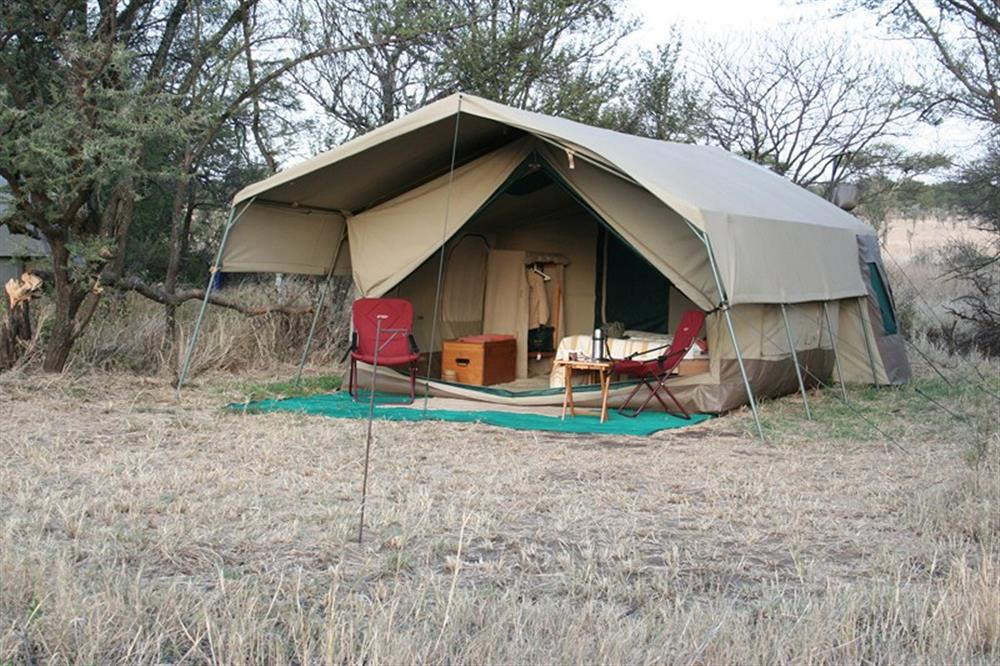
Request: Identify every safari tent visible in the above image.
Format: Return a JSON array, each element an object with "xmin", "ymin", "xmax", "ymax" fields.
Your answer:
[{"xmin": 181, "ymin": 93, "xmax": 910, "ymax": 432}]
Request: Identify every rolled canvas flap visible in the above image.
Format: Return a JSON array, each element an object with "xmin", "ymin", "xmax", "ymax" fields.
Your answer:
[
  {"xmin": 221, "ymin": 203, "xmax": 348, "ymax": 276},
  {"xmin": 704, "ymin": 212, "xmax": 868, "ymax": 305}
]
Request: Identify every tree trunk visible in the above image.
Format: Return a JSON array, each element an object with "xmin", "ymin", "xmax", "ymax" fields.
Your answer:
[
  {"xmin": 42, "ymin": 237, "xmax": 82, "ymax": 373},
  {"xmin": 1, "ymin": 296, "xmax": 32, "ymax": 370},
  {"xmin": 163, "ymin": 161, "xmax": 193, "ymax": 378}
]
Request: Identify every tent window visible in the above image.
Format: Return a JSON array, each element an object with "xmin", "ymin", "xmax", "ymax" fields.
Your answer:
[{"xmin": 868, "ymin": 262, "xmax": 897, "ymax": 335}]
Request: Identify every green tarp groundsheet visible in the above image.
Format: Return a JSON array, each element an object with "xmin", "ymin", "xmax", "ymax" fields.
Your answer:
[{"xmin": 232, "ymin": 391, "xmax": 711, "ymax": 436}]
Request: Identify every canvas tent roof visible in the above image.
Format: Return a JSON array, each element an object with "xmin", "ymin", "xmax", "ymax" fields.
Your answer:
[{"xmin": 226, "ymin": 93, "xmax": 875, "ymax": 306}]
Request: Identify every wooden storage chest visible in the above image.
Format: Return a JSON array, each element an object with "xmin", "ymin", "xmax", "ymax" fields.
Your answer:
[{"xmin": 441, "ymin": 335, "xmax": 517, "ymax": 386}]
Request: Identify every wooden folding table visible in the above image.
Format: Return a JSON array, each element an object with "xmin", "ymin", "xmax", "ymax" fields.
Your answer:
[{"xmin": 553, "ymin": 358, "xmax": 615, "ymax": 423}]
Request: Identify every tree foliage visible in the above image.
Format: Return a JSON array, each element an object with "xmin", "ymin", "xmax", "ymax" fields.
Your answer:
[
  {"xmin": 601, "ymin": 35, "xmax": 702, "ymax": 141},
  {"xmin": 845, "ymin": 0, "xmax": 999, "ymax": 125},
  {"xmin": 0, "ymin": 0, "xmax": 443, "ymax": 372}
]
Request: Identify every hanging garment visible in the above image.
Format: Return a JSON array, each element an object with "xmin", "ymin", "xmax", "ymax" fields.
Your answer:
[{"xmin": 526, "ymin": 268, "xmax": 550, "ymax": 330}]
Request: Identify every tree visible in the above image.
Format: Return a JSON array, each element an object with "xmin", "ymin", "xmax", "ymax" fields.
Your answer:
[
  {"xmin": 0, "ymin": 0, "xmax": 462, "ymax": 373},
  {"xmin": 696, "ymin": 30, "xmax": 919, "ymax": 197},
  {"xmin": 847, "ymin": 145, "xmax": 951, "ymax": 235},
  {"xmin": 600, "ymin": 34, "xmax": 702, "ymax": 142},
  {"xmin": 437, "ymin": 0, "xmax": 633, "ymax": 123},
  {"xmin": 939, "ymin": 138, "xmax": 1000, "ymax": 354},
  {"xmin": 297, "ymin": 0, "xmax": 634, "ymax": 142},
  {"xmin": 293, "ymin": 0, "xmax": 448, "ymax": 142},
  {"xmin": 839, "ymin": 1, "xmax": 999, "ymax": 353},
  {"xmin": 842, "ymin": 0, "xmax": 999, "ymax": 125},
  {"xmin": 0, "ymin": 2, "xmax": 184, "ymax": 371}
]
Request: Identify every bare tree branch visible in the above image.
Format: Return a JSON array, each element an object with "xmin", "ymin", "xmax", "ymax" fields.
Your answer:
[{"xmin": 107, "ymin": 274, "xmax": 313, "ymax": 316}]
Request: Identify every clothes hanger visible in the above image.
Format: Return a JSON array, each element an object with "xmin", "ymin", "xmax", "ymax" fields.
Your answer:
[{"xmin": 531, "ymin": 263, "xmax": 551, "ymax": 282}]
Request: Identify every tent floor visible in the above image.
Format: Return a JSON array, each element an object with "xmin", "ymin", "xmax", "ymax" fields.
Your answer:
[{"xmin": 232, "ymin": 391, "xmax": 711, "ymax": 436}]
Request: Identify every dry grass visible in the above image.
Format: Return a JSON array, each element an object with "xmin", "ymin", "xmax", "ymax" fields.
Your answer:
[
  {"xmin": 2, "ymin": 226, "xmax": 998, "ymax": 662},
  {"xmin": 880, "ymin": 214, "xmax": 993, "ymax": 263},
  {"xmin": 1, "ymin": 361, "xmax": 997, "ymax": 664},
  {"xmin": 14, "ymin": 277, "xmax": 354, "ymax": 376}
]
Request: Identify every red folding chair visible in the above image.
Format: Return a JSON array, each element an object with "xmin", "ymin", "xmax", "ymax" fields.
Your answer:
[
  {"xmin": 612, "ymin": 310, "xmax": 706, "ymax": 418},
  {"xmin": 347, "ymin": 298, "xmax": 420, "ymax": 404}
]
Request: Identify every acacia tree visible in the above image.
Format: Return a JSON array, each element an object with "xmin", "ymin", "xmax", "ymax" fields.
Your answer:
[
  {"xmin": 292, "ymin": 0, "xmax": 447, "ymax": 141},
  {"xmin": 844, "ymin": 0, "xmax": 999, "ymax": 125},
  {"xmin": 696, "ymin": 30, "xmax": 918, "ymax": 196},
  {"xmin": 0, "ymin": 0, "xmax": 468, "ymax": 373},
  {"xmin": 0, "ymin": 2, "xmax": 183, "ymax": 371},
  {"xmin": 600, "ymin": 34, "xmax": 702, "ymax": 142},
  {"xmin": 436, "ymin": 0, "xmax": 632, "ymax": 121}
]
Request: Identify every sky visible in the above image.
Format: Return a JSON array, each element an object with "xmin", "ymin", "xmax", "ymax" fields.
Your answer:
[{"xmin": 625, "ymin": 0, "xmax": 982, "ymax": 158}]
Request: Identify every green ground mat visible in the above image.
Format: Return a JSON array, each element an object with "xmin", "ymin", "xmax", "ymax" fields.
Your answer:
[{"xmin": 232, "ymin": 391, "xmax": 711, "ymax": 436}]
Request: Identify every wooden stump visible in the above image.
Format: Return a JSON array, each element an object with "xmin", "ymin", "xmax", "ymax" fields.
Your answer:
[{"xmin": 1, "ymin": 273, "xmax": 42, "ymax": 370}]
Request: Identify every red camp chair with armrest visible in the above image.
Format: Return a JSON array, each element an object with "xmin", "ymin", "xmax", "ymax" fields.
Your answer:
[
  {"xmin": 347, "ymin": 298, "xmax": 420, "ymax": 403},
  {"xmin": 612, "ymin": 310, "xmax": 706, "ymax": 418}
]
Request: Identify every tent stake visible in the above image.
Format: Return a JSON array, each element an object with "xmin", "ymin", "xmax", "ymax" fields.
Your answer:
[
  {"xmin": 294, "ymin": 227, "xmax": 347, "ymax": 385},
  {"xmin": 821, "ymin": 301, "xmax": 849, "ymax": 401},
  {"xmin": 176, "ymin": 197, "xmax": 256, "ymax": 393},
  {"xmin": 857, "ymin": 296, "xmax": 881, "ymax": 385},
  {"xmin": 689, "ymin": 223, "xmax": 765, "ymax": 440},
  {"xmin": 358, "ymin": 316, "xmax": 384, "ymax": 544},
  {"xmin": 781, "ymin": 303, "xmax": 812, "ymax": 420}
]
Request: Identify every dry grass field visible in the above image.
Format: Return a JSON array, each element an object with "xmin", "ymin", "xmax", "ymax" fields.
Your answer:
[
  {"xmin": 880, "ymin": 215, "xmax": 994, "ymax": 263},
  {"xmin": 1, "ymin": 356, "xmax": 997, "ymax": 663}
]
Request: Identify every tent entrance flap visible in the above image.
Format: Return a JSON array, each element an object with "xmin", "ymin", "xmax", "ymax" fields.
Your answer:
[{"xmin": 346, "ymin": 138, "xmax": 535, "ymax": 297}]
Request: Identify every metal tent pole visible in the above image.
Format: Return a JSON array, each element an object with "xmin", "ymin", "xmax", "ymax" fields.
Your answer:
[
  {"xmin": 857, "ymin": 296, "xmax": 881, "ymax": 385},
  {"xmin": 176, "ymin": 197, "xmax": 256, "ymax": 393},
  {"xmin": 781, "ymin": 303, "xmax": 812, "ymax": 420},
  {"xmin": 294, "ymin": 227, "xmax": 347, "ymax": 385},
  {"xmin": 721, "ymin": 306, "xmax": 765, "ymax": 439},
  {"xmin": 821, "ymin": 301, "xmax": 849, "ymax": 402},
  {"xmin": 422, "ymin": 94, "xmax": 463, "ymax": 414},
  {"xmin": 686, "ymin": 221, "xmax": 764, "ymax": 440}
]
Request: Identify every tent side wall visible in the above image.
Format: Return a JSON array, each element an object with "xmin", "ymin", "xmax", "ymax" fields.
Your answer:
[
  {"xmin": 859, "ymin": 235, "xmax": 911, "ymax": 384},
  {"xmin": 836, "ymin": 234, "xmax": 911, "ymax": 385}
]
